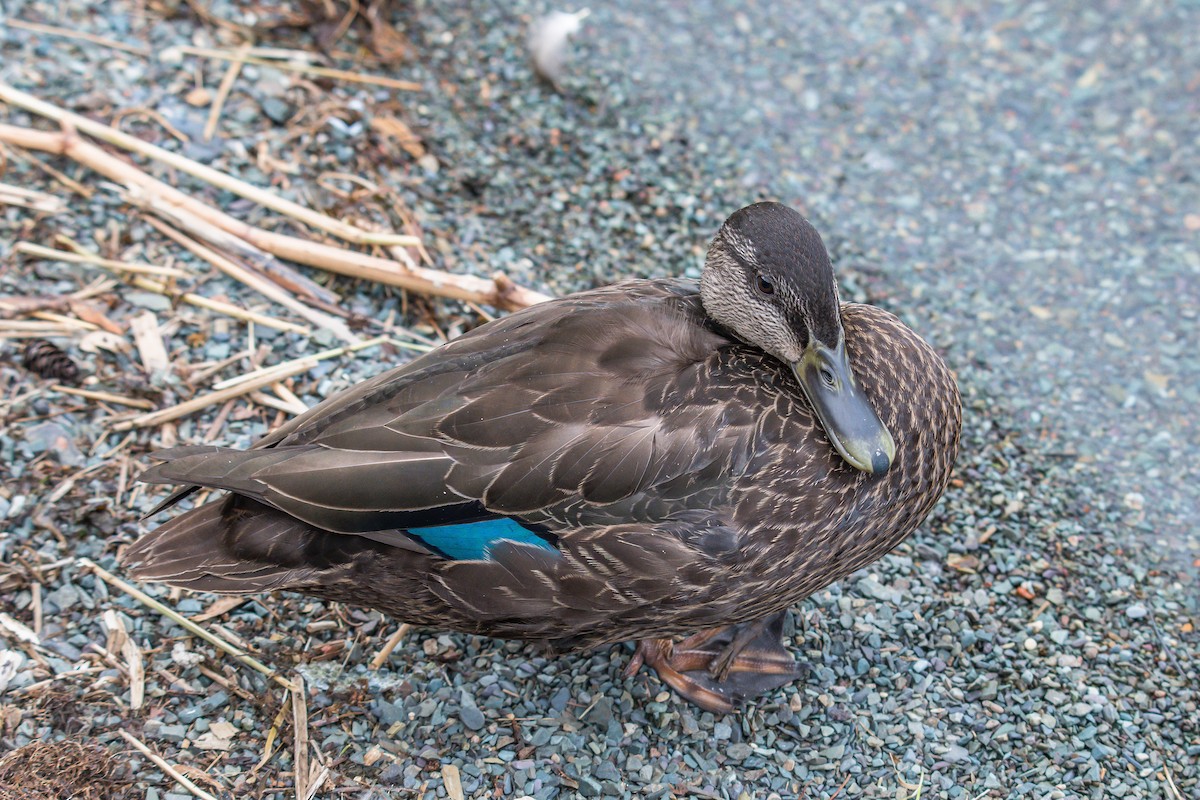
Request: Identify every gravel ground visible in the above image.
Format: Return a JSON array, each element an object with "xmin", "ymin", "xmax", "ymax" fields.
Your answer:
[{"xmin": 0, "ymin": 1, "xmax": 1196, "ymax": 799}]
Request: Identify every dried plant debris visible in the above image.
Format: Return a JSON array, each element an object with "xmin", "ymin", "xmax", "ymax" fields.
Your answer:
[
  {"xmin": 0, "ymin": 740, "xmax": 135, "ymax": 800},
  {"xmin": 21, "ymin": 338, "xmax": 80, "ymax": 383},
  {"xmin": 242, "ymin": 0, "xmax": 414, "ymax": 62}
]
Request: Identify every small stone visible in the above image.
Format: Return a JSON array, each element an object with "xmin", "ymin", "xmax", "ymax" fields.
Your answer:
[
  {"xmin": 1125, "ymin": 603, "xmax": 1148, "ymax": 620},
  {"xmin": 943, "ymin": 744, "xmax": 970, "ymax": 763},
  {"xmin": 594, "ymin": 762, "xmax": 621, "ymax": 782},
  {"xmin": 577, "ymin": 775, "xmax": 602, "ymax": 797},
  {"xmin": 727, "ymin": 742, "xmax": 753, "ymax": 760},
  {"xmin": 460, "ymin": 704, "xmax": 485, "ymax": 731},
  {"xmin": 184, "ymin": 87, "xmax": 212, "ymax": 106},
  {"xmin": 261, "ymin": 97, "xmax": 293, "ymax": 125}
]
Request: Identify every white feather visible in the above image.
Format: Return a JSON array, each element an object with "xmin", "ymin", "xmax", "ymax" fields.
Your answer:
[{"xmin": 528, "ymin": 9, "xmax": 590, "ymax": 85}]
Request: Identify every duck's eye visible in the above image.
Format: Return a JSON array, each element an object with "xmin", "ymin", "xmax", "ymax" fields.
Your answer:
[
  {"xmin": 820, "ymin": 368, "xmax": 836, "ymax": 387},
  {"xmin": 756, "ymin": 275, "xmax": 774, "ymax": 295}
]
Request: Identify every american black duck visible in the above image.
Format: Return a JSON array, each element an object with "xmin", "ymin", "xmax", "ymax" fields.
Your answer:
[{"xmin": 124, "ymin": 202, "xmax": 961, "ymax": 713}]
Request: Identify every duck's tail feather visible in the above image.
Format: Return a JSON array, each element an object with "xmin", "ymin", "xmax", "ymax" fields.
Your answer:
[{"xmin": 121, "ymin": 494, "xmax": 367, "ymax": 594}]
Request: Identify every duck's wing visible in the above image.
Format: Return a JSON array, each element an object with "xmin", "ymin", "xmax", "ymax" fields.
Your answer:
[{"xmin": 138, "ymin": 284, "xmax": 763, "ymax": 538}]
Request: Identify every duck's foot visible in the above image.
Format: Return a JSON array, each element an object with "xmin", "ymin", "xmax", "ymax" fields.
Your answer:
[{"xmin": 624, "ymin": 610, "xmax": 804, "ymax": 714}]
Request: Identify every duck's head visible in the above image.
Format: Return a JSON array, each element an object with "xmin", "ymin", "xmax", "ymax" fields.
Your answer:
[{"xmin": 701, "ymin": 202, "xmax": 896, "ymax": 475}]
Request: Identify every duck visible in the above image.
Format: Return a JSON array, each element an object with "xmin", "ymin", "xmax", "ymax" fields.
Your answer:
[{"xmin": 123, "ymin": 202, "xmax": 961, "ymax": 713}]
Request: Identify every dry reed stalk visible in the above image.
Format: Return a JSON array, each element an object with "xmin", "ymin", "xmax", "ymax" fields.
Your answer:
[
  {"xmin": 142, "ymin": 216, "xmax": 357, "ymax": 341},
  {"xmin": 0, "ymin": 123, "xmax": 552, "ymax": 310},
  {"xmin": 291, "ymin": 674, "xmax": 310, "ymax": 800},
  {"xmin": 0, "ymin": 181, "xmax": 66, "ymax": 212},
  {"xmin": 0, "ymin": 81, "xmax": 417, "ymax": 246},
  {"xmin": 50, "ymin": 385, "xmax": 154, "ymax": 410},
  {"xmin": 129, "ymin": 191, "xmax": 338, "ymax": 306},
  {"xmin": 209, "ymin": 335, "xmax": 387, "ymax": 392}
]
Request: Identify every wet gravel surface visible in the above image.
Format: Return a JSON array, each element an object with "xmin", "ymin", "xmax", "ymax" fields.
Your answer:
[{"xmin": 0, "ymin": 0, "xmax": 1196, "ymax": 798}]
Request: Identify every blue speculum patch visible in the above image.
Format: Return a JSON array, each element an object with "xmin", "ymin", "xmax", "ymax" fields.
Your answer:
[{"xmin": 406, "ymin": 518, "xmax": 558, "ymax": 560}]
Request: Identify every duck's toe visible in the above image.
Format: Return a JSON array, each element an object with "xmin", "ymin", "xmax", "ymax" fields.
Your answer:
[{"xmin": 625, "ymin": 612, "xmax": 806, "ymax": 714}]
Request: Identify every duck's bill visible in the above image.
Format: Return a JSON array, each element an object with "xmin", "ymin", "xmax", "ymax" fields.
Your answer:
[{"xmin": 792, "ymin": 340, "xmax": 896, "ymax": 475}]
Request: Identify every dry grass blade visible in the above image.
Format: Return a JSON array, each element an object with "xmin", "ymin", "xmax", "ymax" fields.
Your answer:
[
  {"xmin": 172, "ymin": 45, "xmax": 422, "ymax": 91},
  {"xmin": 117, "ymin": 731, "xmax": 218, "ymax": 800},
  {"xmin": 130, "ymin": 276, "xmax": 310, "ymax": 335},
  {"xmin": 210, "ymin": 335, "xmax": 388, "ymax": 391},
  {"xmin": 108, "ymin": 335, "xmax": 382, "ymax": 431},
  {"xmin": 6, "ymin": 17, "xmax": 151, "ymax": 57},
  {"xmin": 16, "ymin": 241, "xmax": 188, "ymax": 277},
  {"xmin": 254, "ymin": 692, "xmax": 291, "ymax": 773},
  {"xmin": 102, "ymin": 609, "xmax": 145, "ymax": 710},
  {"xmin": 0, "ymin": 81, "xmax": 417, "ymax": 247},
  {"xmin": 79, "ymin": 559, "xmax": 297, "ymax": 691}
]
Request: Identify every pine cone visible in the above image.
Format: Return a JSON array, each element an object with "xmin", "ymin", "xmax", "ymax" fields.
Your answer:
[{"xmin": 21, "ymin": 339, "xmax": 80, "ymax": 384}]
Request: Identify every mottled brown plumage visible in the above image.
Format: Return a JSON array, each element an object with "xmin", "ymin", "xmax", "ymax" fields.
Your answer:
[{"xmin": 123, "ymin": 203, "xmax": 961, "ymax": 712}]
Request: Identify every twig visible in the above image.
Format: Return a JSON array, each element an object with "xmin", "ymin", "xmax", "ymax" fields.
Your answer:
[
  {"xmin": 143, "ymin": 215, "xmax": 357, "ymax": 342},
  {"xmin": 50, "ymin": 384, "xmax": 154, "ymax": 410},
  {"xmin": 30, "ymin": 310, "xmax": 97, "ymax": 330},
  {"xmin": 0, "ymin": 123, "xmax": 552, "ymax": 310},
  {"xmin": 173, "ymin": 45, "xmax": 422, "ymax": 91},
  {"xmin": 111, "ymin": 361, "xmax": 309, "ymax": 430},
  {"xmin": 204, "ymin": 44, "xmax": 250, "ymax": 141},
  {"xmin": 303, "ymin": 765, "xmax": 330, "ymax": 800},
  {"xmin": 79, "ymin": 558, "xmax": 297, "ymax": 691},
  {"xmin": 127, "ymin": 189, "xmax": 339, "ymax": 306},
  {"xmin": 7, "ymin": 18, "xmax": 151, "ymax": 57},
  {"xmin": 0, "ymin": 82, "xmax": 418, "ymax": 247},
  {"xmin": 0, "ymin": 141, "xmax": 93, "ymax": 197},
  {"xmin": 118, "ymin": 730, "xmax": 220, "ymax": 800},
  {"xmin": 0, "ymin": 295, "xmax": 71, "ymax": 316},
  {"xmin": 369, "ymin": 623, "xmax": 412, "ymax": 669},
  {"xmin": 249, "ymin": 389, "xmax": 307, "ymax": 416}
]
